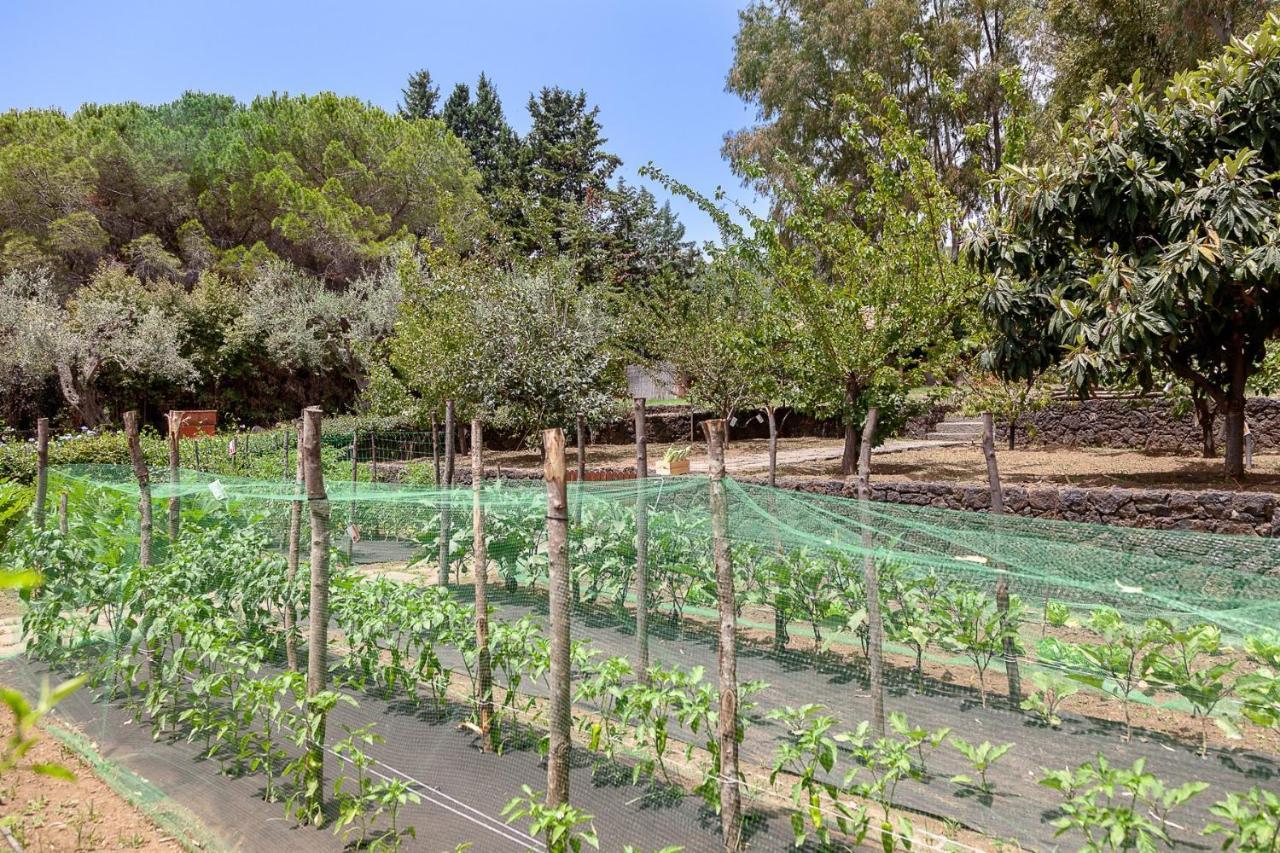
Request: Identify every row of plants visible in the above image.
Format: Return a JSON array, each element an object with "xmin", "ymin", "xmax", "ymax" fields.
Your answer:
[{"xmin": 7, "ymin": 479, "xmax": 1280, "ymax": 851}]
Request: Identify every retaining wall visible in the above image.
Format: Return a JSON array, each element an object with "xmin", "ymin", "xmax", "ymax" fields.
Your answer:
[{"xmin": 1008, "ymin": 397, "xmax": 1280, "ymax": 452}]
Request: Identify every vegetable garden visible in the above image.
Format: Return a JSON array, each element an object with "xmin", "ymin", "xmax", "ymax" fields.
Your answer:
[{"xmin": 4, "ymin": 446, "xmax": 1280, "ymax": 851}]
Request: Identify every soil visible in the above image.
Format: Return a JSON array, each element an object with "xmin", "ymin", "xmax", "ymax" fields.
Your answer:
[
  {"xmin": 779, "ymin": 442, "xmax": 1280, "ymax": 491},
  {"xmin": 0, "ymin": 713, "xmax": 180, "ymax": 852}
]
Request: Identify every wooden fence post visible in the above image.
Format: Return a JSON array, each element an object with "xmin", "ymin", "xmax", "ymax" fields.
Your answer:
[
  {"xmin": 166, "ymin": 412, "xmax": 180, "ymax": 542},
  {"xmin": 544, "ymin": 427, "xmax": 572, "ymax": 806},
  {"xmin": 857, "ymin": 407, "xmax": 886, "ymax": 737},
  {"xmin": 765, "ymin": 405, "xmax": 779, "ymax": 488},
  {"xmin": 431, "ymin": 414, "xmax": 441, "ymax": 487},
  {"xmin": 123, "ymin": 411, "xmax": 156, "ymax": 694},
  {"xmin": 439, "ymin": 401, "xmax": 456, "ymax": 586},
  {"xmin": 471, "ymin": 417, "xmax": 495, "ymax": 750},
  {"xmin": 285, "ymin": 420, "xmax": 304, "ymax": 672},
  {"xmin": 982, "ymin": 412, "xmax": 1021, "ymax": 707},
  {"xmin": 302, "ymin": 406, "xmax": 330, "ymax": 821},
  {"xmin": 57, "ymin": 493, "xmax": 68, "ymax": 536},
  {"xmin": 282, "ymin": 428, "xmax": 291, "ymax": 481},
  {"xmin": 34, "ymin": 417, "xmax": 49, "ymax": 528},
  {"xmin": 634, "ymin": 398, "xmax": 649, "ymax": 680},
  {"xmin": 702, "ymin": 419, "xmax": 741, "ymax": 852},
  {"xmin": 348, "ymin": 429, "xmax": 358, "ymax": 563}
]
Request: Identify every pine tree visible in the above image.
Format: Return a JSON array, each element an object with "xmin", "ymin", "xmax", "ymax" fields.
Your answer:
[
  {"xmin": 463, "ymin": 74, "xmax": 519, "ymax": 195},
  {"xmin": 441, "ymin": 83, "xmax": 473, "ymax": 141},
  {"xmin": 399, "ymin": 69, "xmax": 440, "ymax": 119}
]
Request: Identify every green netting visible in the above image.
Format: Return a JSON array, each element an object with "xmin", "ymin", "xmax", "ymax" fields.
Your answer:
[{"xmin": 3, "ymin": 462, "xmax": 1278, "ymax": 852}]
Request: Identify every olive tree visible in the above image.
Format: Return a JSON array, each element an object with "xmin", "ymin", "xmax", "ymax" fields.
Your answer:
[
  {"xmin": 969, "ymin": 15, "xmax": 1280, "ymax": 478},
  {"xmin": 0, "ymin": 265, "xmax": 195, "ymax": 426}
]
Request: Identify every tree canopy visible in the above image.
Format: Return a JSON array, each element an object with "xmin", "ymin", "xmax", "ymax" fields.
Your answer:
[{"xmin": 969, "ymin": 13, "xmax": 1280, "ymax": 477}]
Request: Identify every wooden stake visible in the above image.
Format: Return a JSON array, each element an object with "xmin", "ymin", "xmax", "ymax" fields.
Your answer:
[
  {"xmin": 302, "ymin": 406, "xmax": 330, "ymax": 820},
  {"xmin": 765, "ymin": 404, "xmax": 779, "ymax": 488},
  {"xmin": 440, "ymin": 401, "xmax": 456, "ymax": 586},
  {"xmin": 857, "ymin": 407, "xmax": 885, "ymax": 736},
  {"xmin": 472, "ymin": 418, "xmax": 495, "ymax": 750},
  {"xmin": 282, "ymin": 428, "xmax": 291, "ymax": 481},
  {"xmin": 166, "ymin": 412, "xmax": 180, "ymax": 542},
  {"xmin": 431, "ymin": 414, "xmax": 441, "ymax": 486},
  {"xmin": 33, "ymin": 418, "xmax": 49, "ymax": 528},
  {"xmin": 701, "ymin": 419, "xmax": 741, "ymax": 852},
  {"xmin": 57, "ymin": 493, "xmax": 68, "ymax": 536},
  {"xmin": 574, "ymin": 413, "xmax": 586, "ymax": 603},
  {"xmin": 982, "ymin": 412, "xmax": 1021, "ymax": 706},
  {"xmin": 124, "ymin": 411, "xmax": 156, "ymax": 696},
  {"xmin": 543, "ymin": 427, "xmax": 571, "ymax": 806},
  {"xmin": 348, "ymin": 429, "xmax": 358, "ymax": 563},
  {"xmin": 285, "ymin": 420, "xmax": 304, "ymax": 672},
  {"xmin": 633, "ymin": 398, "xmax": 649, "ymax": 680}
]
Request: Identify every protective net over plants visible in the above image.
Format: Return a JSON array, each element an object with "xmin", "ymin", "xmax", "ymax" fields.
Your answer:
[{"xmin": 4, "ymin": 462, "xmax": 1279, "ymax": 852}]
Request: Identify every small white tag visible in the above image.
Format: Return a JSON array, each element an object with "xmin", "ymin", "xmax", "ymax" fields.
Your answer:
[
  {"xmin": 227, "ymin": 438, "xmax": 237, "ymax": 457},
  {"xmin": 347, "ymin": 523, "xmax": 361, "ymax": 543},
  {"xmin": 956, "ymin": 554, "xmax": 989, "ymax": 564},
  {"xmin": 1115, "ymin": 579, "xmax": 1143, "ymax": 594},
  {"xmin": 208, "ymin": 480, "xmax": 227, "ymax": 501}
]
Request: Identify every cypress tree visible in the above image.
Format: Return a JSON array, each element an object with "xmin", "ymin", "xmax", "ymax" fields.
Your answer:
[{"xmin": 398, "ymin": 69, "xmax": 440, "ymax": 119}]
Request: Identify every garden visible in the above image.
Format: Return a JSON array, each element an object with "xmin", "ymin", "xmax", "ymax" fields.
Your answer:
[{"xmin": 3, "ymin": 437, "xmax": 1278, "ymax": 851}]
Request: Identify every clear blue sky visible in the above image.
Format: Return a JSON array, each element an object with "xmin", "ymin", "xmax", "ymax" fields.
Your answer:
[{"xmin": 0, "ymin": 0, "xmax": 761, "ymax": 244}]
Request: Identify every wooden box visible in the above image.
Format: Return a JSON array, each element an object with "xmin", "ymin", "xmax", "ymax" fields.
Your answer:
[{"xmin": 170, "ymin": 410, "xmax": 217, "ymax": 439}]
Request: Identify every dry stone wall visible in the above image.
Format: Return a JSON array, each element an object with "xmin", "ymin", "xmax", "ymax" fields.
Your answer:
[{"xmin": 1007, "ymin": 397, "xmax": 1280, "ymax": 452}]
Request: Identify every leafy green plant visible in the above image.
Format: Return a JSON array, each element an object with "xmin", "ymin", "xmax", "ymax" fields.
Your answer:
[
  {"xmin": 1149, "ymin": 621, "xmax": 1236, "ymax": 755},
  {"xmin": 1203, "ymin": 786, "xmax": 1280, "ymax": 852},
  {"xmin": 1237, "ymin": 631, "xmax": 1280, "ymax": 730},
  {"xmin": 887, "ymin": 711, "xmax": 950, "ymax": 776},
  {"xmin": 1066, "ymin": 609, "xmax": 1167, "ymax": 741},
  {"xmin": 1040, "ymin": 754, "xmax": 1206, "ymax": 851},
  {"xmin": 1021, "ymin": 669, "xmax": 1080, "ymax": 728},
  {"xmin": 766, "ymin": 704, "xmax": 868, "ymax": 847},
  {"xmin": 502, "ymin": 785, "xmax": 599, "ymax": 853},
  {"xmin": 949, "ymin": 737, "xmax": 1012, "ymax": 798},
  {"xmin": 837, "ymin": 720, "xmax": 920, "ymax": 853},
  {"xmin": 1044, "ymin": 599, "xmax": 1072, "ymax": 630},
  {"xmin": 937, "ymin": 586, "xmax": 1023, "ymax": 707},
  {"xmin": 0, "ymin": 674, "xmax": 85, "ymax": 781}
]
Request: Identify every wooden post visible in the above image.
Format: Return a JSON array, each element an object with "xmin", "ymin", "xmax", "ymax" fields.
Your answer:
[
  {"xmin": 193, "ymin": 438, "xmax": 201, "ymax": 471},
  {"xmin": 857, "ymin": 407, "xmax": 886, "ymax": 736},
  {"xmin": 282, "ymin": 428, "xmax": 291, "ymax": 481},
  {"xmin": 33, "ymin": 418, "xmax": 49, "ymax": 528},
  {"xmin": 166, "ymin": 412, "xmax": 180, "ymax": 542},
  {"xmin": 57, "ymin": 493, "xmax": 68, "ymax": 536},
  {"xmin": 370, "ymin": 431, "xmax": 378, "ymax": 484},
  {"xmin": 544, "ymin": 427, "xmax": 572, "ymax": 806},
  {"xmin": 285, "ymin": 421, "xmax": 304, "ymax": 672},
  {"xmin": 348, "ymin": 429, "xmax": 358, "ymax": 562},
  {"xmin": 982, "ymin": 412, "xmax": 1021, "ymax": 706},
  {"xmin": 701, "ymin": 419, "xmax": 741, "ymax": 852},
  {"xmin": 633, "ymin": 398, "xmax": 649, "ymax": 680},
  {"xmin": 472, "ymin": 418, "xmax": 495, "ymax": 750},
  {"xmin": 765, "ymin": 404, "xmax": 779, "ymax": 488},
  {"xmin": 124, "ymin": 411, "xmax": 156, "ymax": 695},
  {"xmin": 440, "ymin": 400, "xmax": 456, "ymax": 586},
  {"xmin": 302, "ymin": 406, "xmax": 330, "ymax": 821}
]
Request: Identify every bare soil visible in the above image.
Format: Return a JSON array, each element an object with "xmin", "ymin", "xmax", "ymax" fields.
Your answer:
[{"xmin": 0, "ymin": 714, "xmax": 180, "ymax": 852}]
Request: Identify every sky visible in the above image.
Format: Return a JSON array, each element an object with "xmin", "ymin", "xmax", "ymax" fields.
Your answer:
[{"xmin": 0, "ymin": 0, "xmax": 763, "ymax": 245}]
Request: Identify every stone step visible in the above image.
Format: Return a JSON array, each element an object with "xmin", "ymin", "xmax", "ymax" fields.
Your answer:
[
  {"xmin": 925, "ymin": 431, "xmax": 980, "ymax": 441},
  {"xmin": 931, "ymin": 422, "xmax": 984, "ymax": 435}
]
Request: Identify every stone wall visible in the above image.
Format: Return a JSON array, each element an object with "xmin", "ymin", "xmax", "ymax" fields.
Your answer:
[
  {"xmin": 1007, "ymin": 396, "xmax": 1280, "ymax": 452},
  {"xmin": 753, "ymin": 476, "xmax": 1280, "ymax": 536}
]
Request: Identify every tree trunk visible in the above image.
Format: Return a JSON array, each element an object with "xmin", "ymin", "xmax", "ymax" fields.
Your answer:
[
  {"xmin": 1194, "ymin": 396, "xmax": 1217, "ymax": 459},
  {"xmin": 302, "ymin": 406, "xmax": 330, "ymax": 823},
  {"xmin": 1007, "ymin": 419, "xmax": 1016, "ymax": 451},
  {"xmin": 124, "ymin": 411, "xmax": 158, "ymax": 713},
  {"xmin": 543, "ymin": 427, "xmax": 572, "ymax": 807},
  {"xmin": 34, "ymin": 418, "xmax": 48, "ymax": 528},
  {"xmin": 439, "ymin": 400, "xmax": 455, "ymax": 586},
  {"xmin": 634, "ymin": 398, "xmax": 649, "ymax": 680},
  {"xmin": 285, "ymin": 421, "xmax": 304, "ymax": 673},
  {"xmin": 701, "ymin": 419, "xmax": 741, "ymax": 852},
  {"xmin": 1224, "ymin": 397, "xmax": 1246, "ymax": 478},
  {"xmin": 857, "ymin": 408, "xmax": 885, "ymax": 736},
  {"xmin": 840, "ymin": 377, "xmax": 862, "ymax": 476},
  {"xmin": 982, "ymin": 413, "xmax": 1021, "ymax": 707},
  {"xmin": 348, "ymin": 430, "xmax": 358, "ymax": 563},
  {"xmin": 472, "ymin": 418, "xmax": 495, "ymax": 750},
  {"xmin": 765, "ymin": 405, "xmax": 778, "ymax": 488}
]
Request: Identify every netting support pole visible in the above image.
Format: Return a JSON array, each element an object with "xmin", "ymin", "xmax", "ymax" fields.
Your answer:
[
  {"xmin": 124, "ymin": 411, "xmax": 157, "ymax": 705},
  {"xmin": 166, "ymin": 412, "xmax": 180, "ymax": 542},
  {"xmin": 34, "ymin": 417, "xmax": 49, "ymax": 528},
  {"xmin": 765, "ymin": 404, "xmax": 779, "ymax": 489},
  {"xmin": 57, "ymin": 493, "xmax": 67, "ymax": 536},
  {"xmin": 285, "ymin": 419, "xmax": 304, "ymax": 673},
  {"xmin": 440, "ymin": 400, "xmax": 456, "ymax": 586},
  {"xmin": 348, "ymin": 429, "xmax": 358, "ymax": 563},
  {"xmin": 633, "ymin": 397, "xmax": 649, "ymax": 681},
  {"xmin": 573, "ymin": 413, "xmax": 586, "ymax": 604},
  {"xmin": 982, "ymin": 412, "xmax": 1021, "ymax": 707},
  {"xmin": 544, "ymin": 427, "xmax": 572, "ymax": 806},
  {"xmin": 282, "ymin": 428, "xmax": 290, "ymax": 481},
  {"xmin": 302, "ymin": 406, "xmax": 330, "ymax": 823},
  {"xmin": 857, "ymin": 406, "xmax": 886, "ymax": 737},
  {"xmin": 472, "ymin": 417, "xmax": 495, "ymax": 751},
  {"xmin": 702, "ymin": 418, "xmax": 741, "ymax": 852}
]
